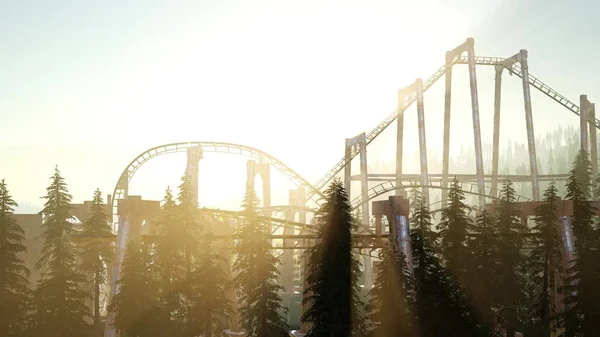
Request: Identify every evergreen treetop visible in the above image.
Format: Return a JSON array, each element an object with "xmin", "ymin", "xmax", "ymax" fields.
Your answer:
[
  {"xmin": 302, "ymin": 179, "xmax": 363, "ymax": 337},
  {"xmin": 0, "ymin": 179, "xmax": 30, "ymax": 337},
  {"xmin": 233, "ymin": 185, "xmax": 288, "ymax": 337},
  {"xmin": 528, "ymin": 182, "xmax": 563, "ymax": 337},
  {"xmin": 33, "ymin": 167, "xmax": 90, "ymax": 337},
  {"xmin": 80, "ymin": 189, "xmax": 114, "ymax": 327}
]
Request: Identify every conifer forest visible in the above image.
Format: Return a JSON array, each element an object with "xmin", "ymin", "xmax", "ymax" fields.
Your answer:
[{"xmin": 2, "ymin": 143, "xmax": 600, "ymax": 337}]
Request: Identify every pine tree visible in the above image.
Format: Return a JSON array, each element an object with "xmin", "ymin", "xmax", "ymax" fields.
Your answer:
[
  {"xmin": 437, "ymin": 179, "xmax": 472, "ymax": 295},
  {"xmin": 233, "ymin": 185, "xmax": 288, "ymax": 337},
  {"xmin": 467, "ymin": 210, "xmax": 501, "ymax": 335},
  {"xmin": 562, "ymin": 149, "xmax": 600, "ymax": 336},
  {"xmin": 154, "ymin": 187, "xmax": 186, "ymax": 335},
  {"xmin": 410, "ymin": 195, "xmax": 464, "ymax": 337},
  {"xmin": 109, "ymin": 240, "xmax": 162, "ymax": 337},
  {"xmin": 188, "ymin": 218, "xmax": 231, "ymax": 337},
  {"xmin": 367, "ymin": 243, "xmax": 414, "ymax": 337},
  {"xmin": 301, "ymin": 179, "xmax": 363, "ymax": 337},
  {"xmin": 32, "ymin": 167, "xmax": 90, "ymax": 337},
  {"xmin": 176, "ymin": 175, "xmax": 202, "ymax": 336},
  {"xmin": 495, "ymin": 179, "xmax": 528, "ymax": 337},
  {"xmin": 80, "ymin": 189, "xmax": 113, "ymax": 331},
  {"xmin": 528, "ymin": 182, "xmax": 563, "ymax": 337},
  {"xmin": 0, "ymin": 179, "xmax": 30, "ymax": 336}
]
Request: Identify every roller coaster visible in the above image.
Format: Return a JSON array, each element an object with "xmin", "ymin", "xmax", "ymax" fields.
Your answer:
[{"xmin": 104, "ymin": 37, "xmax": 597, "ymax": 337}]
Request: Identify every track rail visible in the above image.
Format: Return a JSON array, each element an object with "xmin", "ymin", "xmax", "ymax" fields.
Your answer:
[
  {"xmin": 311, "ymin": 55, "xmax": 594, "ymax": 198},
  {"xmin": 111, "ymin": 142, "xmax": 323, "ymax": 223}
]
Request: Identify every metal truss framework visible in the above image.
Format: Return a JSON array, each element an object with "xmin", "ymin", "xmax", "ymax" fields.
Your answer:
[
  {"xmin": 104, "ymin": 38, "xmax": 596, "ymax": 337},
  {"xmin": 311, "ymin": 50, "xmax": 599, "ymax": 202}
]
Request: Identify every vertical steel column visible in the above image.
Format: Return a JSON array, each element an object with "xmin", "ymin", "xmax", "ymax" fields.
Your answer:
[
  {"xmin": 492, "ymin": 65, "xmax": 503, "ymax": 198},
  {"xmin": 282, "ymin": 190, "xmax": 296, "ymax": 294},
  {"xmin": 344, "ymin": 139, "xmax": 352, "ymax": 195},
  {"xmin": 580, "ymin": 95, "xmax": 590, "ymax": 153},
  {"xmin": 441, "ymin": 52, "xmax": 453, "ymax": 207},
  {"xmin": 358, "ymin": 133, "xmax": 369, "ymax": 228},
  {"xmin": 590, "ymin": 104, "xmax": 598, "ymax": 175},
  {"xmin": 357, "ymin": 132, "xmax": 372, "ymax": 289},
  {"xmin": 260, "ymin": 163, "xmax": 271, "ymax": 211},
  {"xmin": 396, "ymin": 90, "xmax": 405, "ymax": 195},
  {"xmin": 519, "ymin": 49, "xmax": 540, "ymax": 201},
  {"xmin": 415, "ymin": 78, "xmax": 429, "ymax": 201},
  {"xmin": 466, "ymin": 37, "xmax": 486, "ymax": 207},
  {"xmin": 246, "ymin": 160, "xmax": 255, "ymax": 188},
  {"xmin": 185, "ymin": 146, "xmax": 202, "ymax": 206}
]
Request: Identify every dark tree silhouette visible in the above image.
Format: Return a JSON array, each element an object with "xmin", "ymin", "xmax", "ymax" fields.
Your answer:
[
  {"xmin": 562, "ymin": 149, "xmax": 600, "ymax": 337},
  {"xmin": 410, "ymin": 195, "xmax": 466, "ymax": 337},
  {"xmin": 367, "ymin": 243, "xmax": 415, "ymax": 337},
  {"xmin": 495, "ymin": 180, "xmax": 528, "ymax": 337},
  {"xmin": 527, "ymin": 182, "xmax": 563, "ymax": 337},
  {"xmin": 467, "ymin": 210, "xmax": 501, "ymax": 334},
  {"xmin": 302, "ymin": 179, "xmax": 363, "ymax": 337},
  {"xmin": 188, "ymin": 218, "xmax": 231, "ymax": 337},
  {"xmin": 0, "ymin": 179, "xmax": 30, "ymax": 337},
  {"xmin": 109, "ymin": 241, "xmax": 162, "ymax": 337},
  {"xmin": 233, "ymin": 185, "xmax": 288, "ymax": 337},
  {"xmin": 437, "ymin": 179, "xmax": 473, "ymax": 287},
  {"xmin": 32, "ymin": 167, "xmax": 90, "ymax": 337},
  {"xmin": 80, "ymin": 189, "xmax": 113, "ymax": 330}
]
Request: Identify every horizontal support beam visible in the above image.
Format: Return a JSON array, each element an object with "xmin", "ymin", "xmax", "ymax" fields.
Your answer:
[{"xmin": 351, "ymin": 173, "xmax": 569, "ymax": 182}]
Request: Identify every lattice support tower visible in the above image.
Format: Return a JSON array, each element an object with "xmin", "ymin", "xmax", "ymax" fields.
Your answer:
[{"xmin": 503, "ymin": 49, "xmax": 540, "ymax": 201}]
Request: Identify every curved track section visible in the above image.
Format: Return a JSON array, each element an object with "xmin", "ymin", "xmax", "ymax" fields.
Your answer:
[
  {"xmin": 311, "ymin": 56, "xmax": 591, "ymax": 198},
  {"xmin": 111, "ymin": 142, "xmax": 323, "ymax": 219},
  {"xmin": 350, "ymin": 179, "xmax": 532, "ymax": 210}
]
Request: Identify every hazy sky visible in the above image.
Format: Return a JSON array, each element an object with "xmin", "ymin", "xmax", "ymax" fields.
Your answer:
[{"xmin": 2, "ymin": 0, "xmax": 600, "ymax": 211}]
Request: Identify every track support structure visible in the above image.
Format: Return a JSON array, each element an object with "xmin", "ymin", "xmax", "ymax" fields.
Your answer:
[
  {"xmin": 185, "ymin": 145, "xmax": 203, "ymax": 206},
  {"xmin": 466, "ymin": 38, "xmax": 486, "ymax": 207},
  {"xmin": 492, "ymin": 65, "xmax": 503, "ymax": 198}
]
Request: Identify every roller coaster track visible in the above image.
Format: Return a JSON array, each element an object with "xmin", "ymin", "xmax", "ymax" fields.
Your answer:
[
  {"xmin": 110, "ymin": 142, "xmax": 324, "ymax": 220},
  {"xmin": 311, "ymin": 55, "xmax": 596, "ymax": 198},
  {"xmin": 350, "ymin": 179, "xmax": 532, "ymax": 210}
]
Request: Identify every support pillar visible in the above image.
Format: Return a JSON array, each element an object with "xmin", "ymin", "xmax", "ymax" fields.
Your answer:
[
  {"xmin": 441, "ymin": 52, "xmax": 453, "ymax": 207},
  {"xmin": 372, "ymin": 196, "xmax": 411, "ymax": 270},
  {"xmin": 589, "ymin": 104, "xmax": 598, "ymax": 175},
  {"xmin": 246, "ymin": 160, "xmax": 271, "ymax": 214},
  {"xmin": 185, "ymin": 145, "xmax": 202, "ymax": 206},
  {"xmin": 344, "ymin": 139, "xmax": 352, "ymax": 195},
  {"xmin": 580, "ymin": 95, "xmax": 590, "ymax": 153},
  {"xmin": 415, "ymin": 78, "xmax": 429, "ymax": 201},
  {"xmin": 466, "ymin": 37, "xmax": 486, "ymax": 207},
  {"xmin": 518, "ymin": 49, "xmax": 540, "ymax": 201},
  {"xmin": 588, "ymin": 104, "xmax": 598, "ymax": 176},
  {"xmin": 492, "ymin": 65, "xmax": 503, "ymax": 198},
  {"xmin": 282, "ymin": 190, "xmax": 297, "ymax": 294},
  {"xmin": 396, "ymin": 90, "xmax": 405, "ymax": 196}
]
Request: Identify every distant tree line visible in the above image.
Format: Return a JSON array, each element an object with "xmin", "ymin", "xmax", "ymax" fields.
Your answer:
[{"xmin": 1, "ymin": 148, "xmax": 600, "ymax": 336}]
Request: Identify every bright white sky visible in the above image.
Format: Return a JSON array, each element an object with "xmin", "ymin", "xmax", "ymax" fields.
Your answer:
[{"xmin": 2, "ymin": 0, "xmax": 600, "ymax": 212}]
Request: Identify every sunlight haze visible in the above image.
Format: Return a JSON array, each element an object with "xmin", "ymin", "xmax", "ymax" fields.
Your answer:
[{"xmin": 2, "ymin": 0, "xmax": 599, "ymax": 211}]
